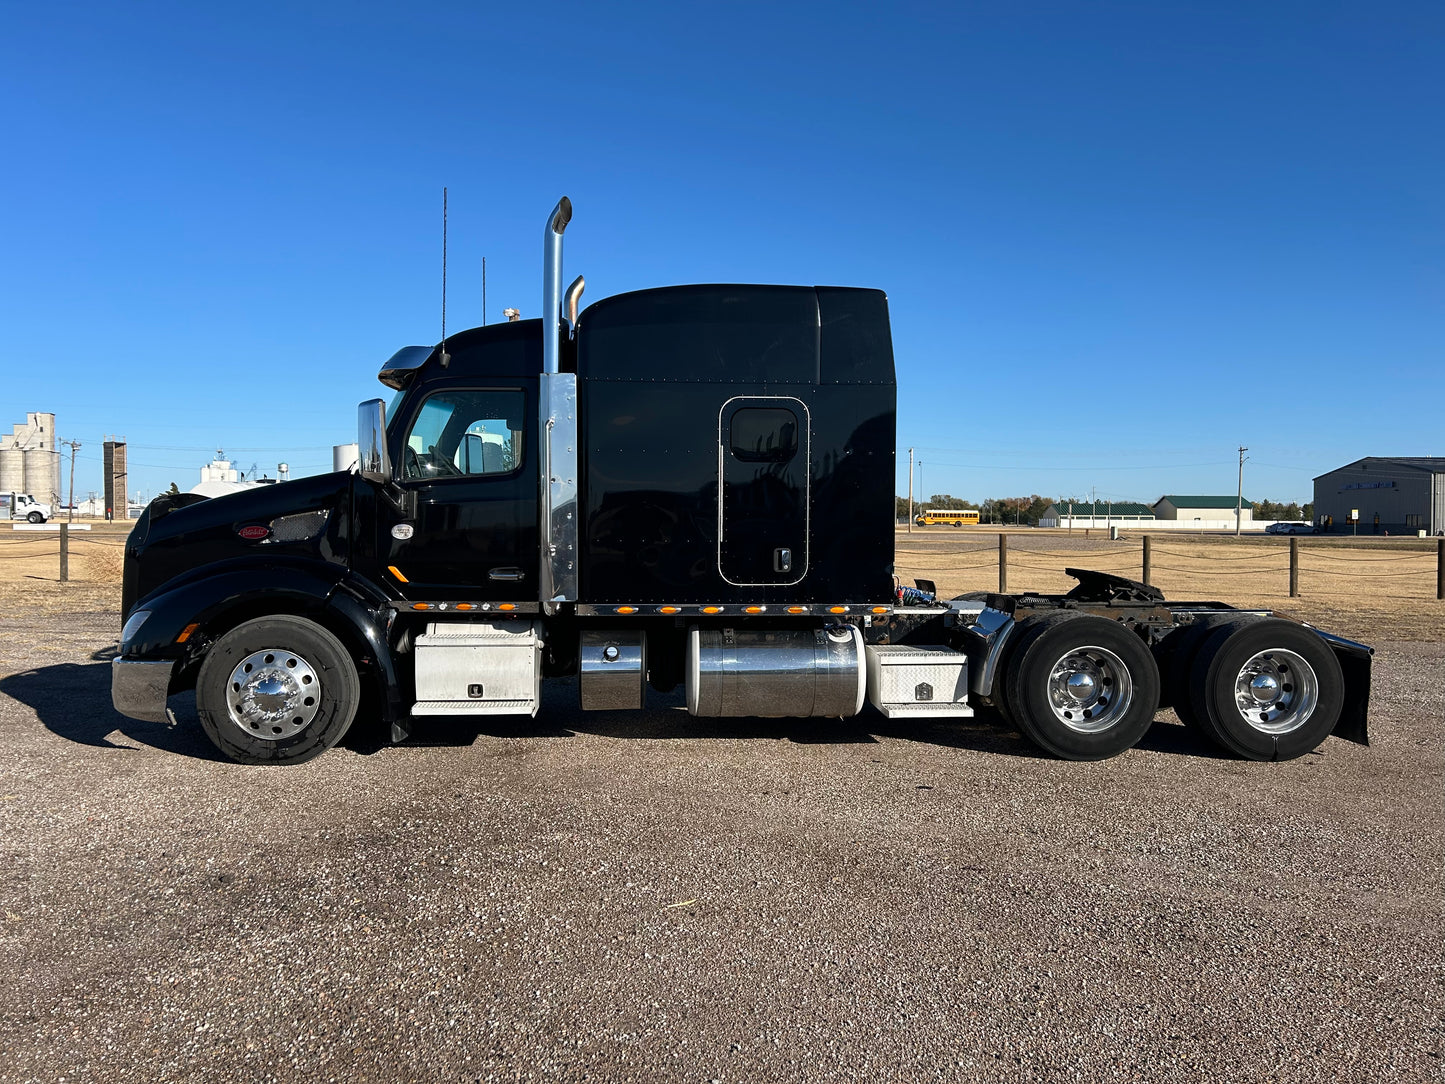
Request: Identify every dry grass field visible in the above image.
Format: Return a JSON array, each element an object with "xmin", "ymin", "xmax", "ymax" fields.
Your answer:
[{"xmin": 897, "ymin": 527, "xmax": 1444, "ymax": 644}]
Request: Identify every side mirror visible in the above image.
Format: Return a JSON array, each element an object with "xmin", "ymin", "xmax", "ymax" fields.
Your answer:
[{"xmin": 358, "ymin": 399, "xmax": 391, "ymax": 482}]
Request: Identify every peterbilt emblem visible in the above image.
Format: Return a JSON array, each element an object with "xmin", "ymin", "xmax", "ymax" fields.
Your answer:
[
  {"xmin": 236, "ymin": 525, "xmax": 270, "ymax": 541},
  {"xmin": 391, "ymin": 524, "xmax": 415, "ymax": 540}
]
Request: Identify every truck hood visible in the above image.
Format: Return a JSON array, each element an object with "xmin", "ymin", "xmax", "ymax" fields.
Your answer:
[{"xmin": 123, "ymin": 472, "xmax": 356, "ymax": 619}]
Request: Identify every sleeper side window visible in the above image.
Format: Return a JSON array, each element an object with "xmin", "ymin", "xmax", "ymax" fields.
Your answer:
[{"xmin": 729, "ymin": 407, "xmax": 798, "ymax": 463}]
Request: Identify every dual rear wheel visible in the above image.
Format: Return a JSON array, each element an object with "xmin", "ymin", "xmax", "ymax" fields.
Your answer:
[{"xmin": 997, "ymin": 612, "xmax": 1343, "ymax": 762}]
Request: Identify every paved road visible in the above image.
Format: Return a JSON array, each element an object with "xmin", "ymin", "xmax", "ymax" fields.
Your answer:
[{"xmin": 1, "ymin": 608, "xmax": 1440, "ymax": 1083}]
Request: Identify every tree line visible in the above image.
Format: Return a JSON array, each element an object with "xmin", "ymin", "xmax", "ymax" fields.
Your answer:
[{"xmin": 895, "ymin": 494, "xmax": 1314, "ymax": 525}]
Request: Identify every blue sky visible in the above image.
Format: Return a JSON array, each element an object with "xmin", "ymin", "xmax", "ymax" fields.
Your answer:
[{"xmin": 1, "ymin": 1, "xmax": 1439, "ymax": 507}]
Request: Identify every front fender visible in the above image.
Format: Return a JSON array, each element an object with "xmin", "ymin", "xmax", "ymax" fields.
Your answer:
[{"xmin": 122, "ymin": 564, "xmax": 405, "ymax": 727}]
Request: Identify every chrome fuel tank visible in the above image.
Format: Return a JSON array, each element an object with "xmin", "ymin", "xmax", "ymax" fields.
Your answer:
[{"xmin": 685, "ymin": 625, "xmax": 865, "ymax": 718}]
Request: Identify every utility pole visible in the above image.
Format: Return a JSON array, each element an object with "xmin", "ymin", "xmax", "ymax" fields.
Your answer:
[
  {"xmin": 482, "ymin": 256, "xmax": 487, "ymax": 325},
  {"xmin": 61, "ymin": 439, "xmax": 80, "ymax": 523},
  {"xmin": 918, "ymin": 461, "xmax": 924, "ymax": 512},
  {"xmin": 1236, "ymin": 446, "xmax": 1249, "ymax": 537},
  {"xmin": 907, "ymin": 447, "xmax": 914, "ymax": 534}
]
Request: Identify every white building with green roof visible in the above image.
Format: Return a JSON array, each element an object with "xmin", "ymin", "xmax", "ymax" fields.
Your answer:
[{"xmin": 1154, "ymin": 495, "xmax": 1254, "ymax": 525}]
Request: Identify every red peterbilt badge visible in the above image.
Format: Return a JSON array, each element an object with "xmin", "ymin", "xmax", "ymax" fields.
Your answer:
[{"xmin": 236, "ymin": 525, "xmax": 270, "ymax": 540}]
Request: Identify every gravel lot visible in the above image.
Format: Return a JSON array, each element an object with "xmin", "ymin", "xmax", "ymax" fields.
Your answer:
[{"xmin": 1, "ymin": 598, "xmax": 1441, "ymax": 1083}]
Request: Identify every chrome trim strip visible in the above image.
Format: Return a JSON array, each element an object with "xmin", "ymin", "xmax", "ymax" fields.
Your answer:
[{"xmin": 573, "ymin": 603, "xmax": 889, "ymax": 616}]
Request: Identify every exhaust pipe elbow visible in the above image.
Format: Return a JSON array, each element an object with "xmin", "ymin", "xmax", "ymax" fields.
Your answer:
[{"xmin": 565, "ymin": 275, "xmax": 586, "ymax": 329}]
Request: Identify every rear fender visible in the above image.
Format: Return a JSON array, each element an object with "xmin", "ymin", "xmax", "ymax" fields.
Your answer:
[{"xmin": 1315, "ymin": 629, "xmax": 1372, "ymax": 746}]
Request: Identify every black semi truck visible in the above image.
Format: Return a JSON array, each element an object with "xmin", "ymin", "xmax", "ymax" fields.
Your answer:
[{"xmin": 112, "ymin": 199, "xmax": 1372, "ymax": 765}]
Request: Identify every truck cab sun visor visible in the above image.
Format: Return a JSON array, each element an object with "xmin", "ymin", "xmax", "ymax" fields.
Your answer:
[{"xmin": 378, "ymin": 345, "xmax": 434, "ymax": 390}]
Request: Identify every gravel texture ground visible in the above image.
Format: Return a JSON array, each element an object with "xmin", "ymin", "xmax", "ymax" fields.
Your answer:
[{"xmin": 1, "ymin": 594, "xmax": 1441, "ymax": 1083}]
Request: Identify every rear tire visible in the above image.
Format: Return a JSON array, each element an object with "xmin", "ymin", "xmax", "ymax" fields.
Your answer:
[
  {"xmin": 1163, "ymin": 614, "xmax": 1258, "ymax": 731},
  {"xmin": 1186, "ymin": 618, "xmax": 1343, "ymax": 761},
  {"xmin": 1003, "ymin": 613, "xmax": 1160, "ymax": 760},
  {"xmin": 197, "ymin": 615, "xmax": 360, "ymax": 765}
]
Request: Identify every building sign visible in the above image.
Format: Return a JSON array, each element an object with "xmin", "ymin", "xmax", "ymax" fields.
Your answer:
[{"xmin": 1342, "ymin": 481, "xmax": 1395, "ymax": 490}]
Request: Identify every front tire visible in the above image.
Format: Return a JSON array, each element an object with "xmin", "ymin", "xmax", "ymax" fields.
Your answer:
[
  {"xmin": 1003, "ymin": 614, "xmax": 1160, "ymax": 760},
  {"xmin": 26, "ymin": 511, "xmax": 44, "ymax": 523},
  {"xmin": 196, "ymin": 615, "xmax": 360, "ymax": 765}
]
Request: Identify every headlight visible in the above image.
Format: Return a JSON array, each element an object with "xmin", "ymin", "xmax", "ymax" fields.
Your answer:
[{"xmin": 121, "ymin": 609, "xmax": 152, "ymax": 646}]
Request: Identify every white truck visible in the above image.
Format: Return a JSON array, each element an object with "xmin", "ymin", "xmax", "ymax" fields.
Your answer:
[{"xmin": 2, "ymin": 492, "xmax": 53, "ymax": 523}]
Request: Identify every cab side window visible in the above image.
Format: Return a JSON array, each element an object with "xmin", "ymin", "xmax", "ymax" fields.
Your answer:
[{"xmin": 402, "ymin": 389, "xmax": 525, "ymax": 480}]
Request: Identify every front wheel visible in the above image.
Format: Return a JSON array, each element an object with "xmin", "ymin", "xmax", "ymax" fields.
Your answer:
[
  {"xmin": 196, "ymin": 615, "xmax": 360, "ymax": 765},
  {"xmin": 26, "ymin": 511, "xmax": 44, "ymax": 523},
  {"xmin": 1003, "ymin": 614, "xmax": 1160, "ymax": 760}
]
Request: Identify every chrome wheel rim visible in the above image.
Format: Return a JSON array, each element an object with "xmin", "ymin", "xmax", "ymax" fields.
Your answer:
[
  {"xmin": 225, "ymin": 648, "xmax": 321, "ymax": 740},
  {"xmin": 1232, "ymin": 648, "xmax": 1317, "ymax": 734},
  {"xmin": 1045, "ymin": 645, "xmax": 1134, "ymax": 733}
]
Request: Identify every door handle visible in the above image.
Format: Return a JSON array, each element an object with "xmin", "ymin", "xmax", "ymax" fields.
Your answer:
[{"xmin": 488, "ymin": 567, "xmax": 526, "ymax": 582}]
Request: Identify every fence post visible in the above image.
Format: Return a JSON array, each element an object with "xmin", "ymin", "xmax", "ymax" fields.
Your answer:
[
  {"xmin": 1438, "ymin": 538, "xmax": 1443, "ymax": 601},
  {"xmin": 59, "ymin": 523, "xmax": 69, "ymax": 583},
  {"xmin": 1142, "ymin": 535, "xmax": 1151, "ymax": 586},
  {"xmin": 1289, "ymin": 536, "xmax": 1299, "ymax": 598},
  {"xmin": 998, "ymin": 533, "xmax": 1008, "ymax": 594}
]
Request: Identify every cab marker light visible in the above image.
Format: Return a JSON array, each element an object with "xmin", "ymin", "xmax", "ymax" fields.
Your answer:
[
  {"xmin": 745, "ymin": 605, "xmax": 764, "ymax": 614},
  {"xmin": 175, "ymin": 623, "xmax": 200, "ymax": 643},
  {"xmin": 456, "ymin": 603, "xmax": 474, "ymax": 611},
  {"xmin": 659, "ymin": 606, "xmax": 680, "ymax": 615},
  {"xmin": 787, "ymin": 606, "xmax": 807, "ymax": 614},
  {"xmin": 829, "ymin": 606, "xmax": 848, "ymax": 614},
  {"xmin": 412, "ymin": 603, "xmax": 431, "ymax": 611},
  {"xmin": 871, "ymin": 606, "xmax": 889, "ymax": 614},
  {"xmin": 616, "ymin": 606, "xmax": 637, "ymax": 615},
  {"xmin": 499, "ymin": 603, "xmax": 517, "ymax": 612},
  {"xmin": 702, "ymin": 606, "xmax": 723, "ymax": 614},
  {"xmin": 388, "ymin": 565, "xmax": 409, "ymax": 583}
]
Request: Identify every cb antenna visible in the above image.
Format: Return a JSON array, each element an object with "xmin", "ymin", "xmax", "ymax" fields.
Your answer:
[{"xmin": 440, "ymin": 186, "xmax": 450, "ymax": 367}]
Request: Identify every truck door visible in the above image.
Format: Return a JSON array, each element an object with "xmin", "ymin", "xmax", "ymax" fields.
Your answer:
[
  {"xmin": 380, "ymin": 383, "xmax": 539, "ymax": 601},
  {"xmin": 718, "ymin": 396, "xmax": 809, "ymax": 586}
]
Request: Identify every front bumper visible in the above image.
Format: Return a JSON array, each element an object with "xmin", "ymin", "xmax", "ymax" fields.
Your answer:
[{"xmin": 111, "ymin": 657, "xmax": 176, "ymax": 723}]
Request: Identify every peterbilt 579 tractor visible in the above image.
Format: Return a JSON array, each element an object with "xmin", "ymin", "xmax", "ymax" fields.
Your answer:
[{"xmin": 112, "ymin": 199, "xmax": 1371, "ymax": 765}]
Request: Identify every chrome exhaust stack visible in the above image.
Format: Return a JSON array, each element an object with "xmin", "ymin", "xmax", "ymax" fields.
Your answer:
[
  {"xmin": 542, "ymin": 197, "xmax": 572, "ymax": 373},
  {"xmin": 538, "ymin": 198, "xmax": 578, "ymax": 613}
]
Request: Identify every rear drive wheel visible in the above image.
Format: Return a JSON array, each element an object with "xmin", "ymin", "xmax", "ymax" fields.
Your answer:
[
  {"xmin": 1003, "ymin": 614, "xmax": 1159, "ymax": 760},
  {"xmin": 1162, "ymin": 614, "xmax": 1259, "ymax": 730},
  {"xmin": 1186, "ymin": 618, "xmax": 1343, "ymax": 761},
  {"xmin": 197, "ymin": 615, "xmax": 360, "ymax": 765}
]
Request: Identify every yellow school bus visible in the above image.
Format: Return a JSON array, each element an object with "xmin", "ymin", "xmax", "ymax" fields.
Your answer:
[{"xmin": 915, "ymin": 508, "xmax": 980, "ymax": 527}]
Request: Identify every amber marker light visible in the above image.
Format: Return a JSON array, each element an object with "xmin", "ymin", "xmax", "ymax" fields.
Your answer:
[
  {"xmin": 745, "ymin": 606, "xmax": 764, "ymax": 614},
  {"xmin": 871, "ymin": 607, "xmax": 889, "ymax": 614},
  {"xmin": 412, "ymin": 603, "xmax": 431, "ymax": 611},
  {"xmin": 829, "ymin": 606, "xmax": 848, "ymax": 614},
  {"xmin": 388, "ymin": 565, "xmax": 409, "ymax": 583},
  {"xmin": 499, "ymin": 603, "xmax": 516, "ymax": 612},
  {"xmin": 702, "ymin": 606, "xmax": 723, "ymax": 614},
  {"xmin": 456, "ymin": 603, "xmax": 474, "ymax": 611},
  {"xmin": 787, "ymin": 606, "xmax": 807, "ymax": 614},
  {"xmin": 175, "ymin": 623, "xmax": 200, "ymax": 643},
  {"xmin": 615, "ymin": 606, "xmax": 637, "ymax": 614},
  {"xmin": 659, "ymin": 606, "xmax": 680, "ymax": 615}
]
